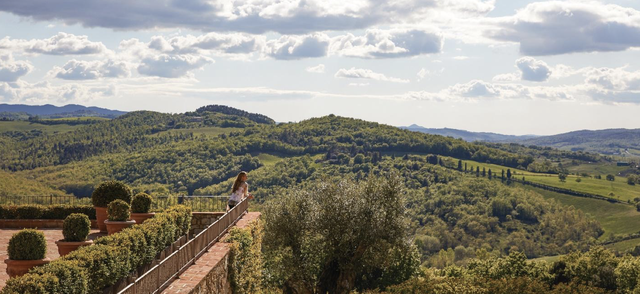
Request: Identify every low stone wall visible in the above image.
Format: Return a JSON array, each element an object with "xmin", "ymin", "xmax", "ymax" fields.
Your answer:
[
  {"xmin": 0, "ymin": 219, "xmax": 99, "ymax": 229},
  {"xmin": 190, "ymin": 212, "xmax": 224, "ymax": 237}
]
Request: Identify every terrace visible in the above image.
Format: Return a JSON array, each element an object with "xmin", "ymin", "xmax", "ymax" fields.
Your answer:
[{"xmin": 0, "ymin": 195, "xmax": 257, "ymax": 293}]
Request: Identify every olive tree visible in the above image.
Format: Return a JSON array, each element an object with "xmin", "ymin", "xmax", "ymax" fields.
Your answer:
[{"xmin": 263, "ymin": 174, "xmax": 418, "ymax": 294}]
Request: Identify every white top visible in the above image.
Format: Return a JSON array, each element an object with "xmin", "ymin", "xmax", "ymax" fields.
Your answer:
[{"xmin": 230, "ymin": 184, "xmax": 246, "ymax": 202}]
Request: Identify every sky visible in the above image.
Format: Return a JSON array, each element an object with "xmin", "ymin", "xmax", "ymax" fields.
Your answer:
[{"xmin": 0, "ymin": 0, "xmax": 640, "ymax": 135}]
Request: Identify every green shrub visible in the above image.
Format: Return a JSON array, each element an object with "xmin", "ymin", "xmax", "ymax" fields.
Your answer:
[
  {"xmin": 95, "ymin": 227, "xmax": 149, "ymax": 271},
  {"xmin": 91, "ymin": 181, "xmax": 132, "ymax": 207},
  {"xmin": 29, "ymin": 260, "xmax": 88, "ymax": 294},
  {"xmin": 14, "ymin": 205, "xmax": 44, "ymax": 219},
  {"xmin": 107, "ymin": 199, "xmax": 130, "ymax": 221},
  {"xmin": 8, "ymin": 229, "xmax": 46, "ymax": 260},
  {"xmin": 62, "ymin": 244, "xmax": 131, "ymax": 293},
  {"xmin": 42, "ymin": 205, "xmax": 96, "ymax": 220},
  {"xmin": 63, "ymin": 213, "xmax": 91, "ymax": 242},
  {"xmin": 131, "ymin": 193, "xmax": 152, "ymax": 213},
  {"xmin": 1, "ymin": 273, "xmax": 60, "ymax": 294},
  {"xmin": 0, "ymin": 205, "xmax": 95, "ymax": 220}
]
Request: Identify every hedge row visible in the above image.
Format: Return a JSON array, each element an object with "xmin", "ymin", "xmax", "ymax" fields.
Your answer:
[
  {"xmin": 1, "ymin": 205, "xmax": 192, "ymax": 294},
  {"xmin": 0, "ymin": 205, "xmax": 96, "ymax": 220}
]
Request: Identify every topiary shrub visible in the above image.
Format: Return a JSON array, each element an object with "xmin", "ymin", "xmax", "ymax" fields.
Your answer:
[
  {"xmin": 29, "ymin": 260, "xmax": 88, "ymax": 294},
  {"xmin": 63, "ymin": 213, "xmax": 91, "ymax": 242},
  {"xmin": 14, "ymin": 205, "xmax": 44, "ymax": 219},
  {"xmin": 62, "ymin": 244, "xmax": 131, "ymax": 293},
  {"xmin": 91, "ymin": 181, "xmax": 132, "ymax": 208},
  {"xmin": 1, "ymin": 272, "xmax": 60, "ymax": 294},
  {"xmin": 107, "ymin": 200, "xmax": 130, "ymax": 221},
  {"xmin": 8, "ymin": 229, "xmax": 47, "ymax": 260},
  {"xmin": 43, "ymin": 205, "xmax": 96, "ymax": 220},
  {"xmin": 95, "ymin": 227, "xmax": 149, "ymax": 271},
  {"xmin": 131, "ymin": 193, "xmax": 152, "ymax": 213}
]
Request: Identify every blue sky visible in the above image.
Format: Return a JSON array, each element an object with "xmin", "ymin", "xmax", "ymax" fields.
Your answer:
[{"xmin": 1, "ymin": 0, "xmax": 640, "ymax": 135}]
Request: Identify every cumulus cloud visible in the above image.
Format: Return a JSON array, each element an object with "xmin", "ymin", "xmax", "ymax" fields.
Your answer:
[
  {"xmin": 306, "ymin": 64, "xmax": 325, "ymax": 73},
  {"xmin": 0, "ymin": 80, "xmax": 116, "ymax": 103},
  {"xmin": 335, "ymin": 67, "xmax": 409, "ymax": 83},
  {"xmin": 49, "ymin": 59, "xmax": 130, "ymax": 80},
  {"xmin": 265, "ymin": 34, "xmax": 330, "ymax": 60},
  {"xmin": 487, "ymin": 1, "xmax": 640, "ymax": 55},
  {"xmin": 0, "ymin": 0, "xmax": 495, "ymax": 34},
  {"xmin": 516, "ymin": 57, "xmax": 551, "ymax": 82},
  {"xmin": 1, "ymin": 33, "xmax": 107, "ymax": 55},
  {"xmin": 147, "ymin": 33, "xmax": 264, "ymax": 56},
  {"xmin": 584, "ymin": 67, "xmax": 640, "ymax": 92},
  {"xmin": 330, "ymin": 29, "xmax": 443, "ymax": 59},
  {"xmin": 0, "ymin": 54, "xmax": 33, "ymax": 82},
  {"xmin": 137, "ymin": 54, "xmax": 214, "ymax": 78}
]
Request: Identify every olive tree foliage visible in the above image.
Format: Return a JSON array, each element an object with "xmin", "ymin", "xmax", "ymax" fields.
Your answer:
[{"xmin": 262, "ymin": 173, "xmax": 419, "ymax": 294}]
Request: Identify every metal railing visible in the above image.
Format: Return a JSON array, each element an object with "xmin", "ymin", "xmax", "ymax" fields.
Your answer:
[
  {"xmin": 0, "ymin": 195, "xmax": 91, "ymax": 206},
  {"xmin": 118, "ymin": 197, "xmax": 249, "ymax": 294}
]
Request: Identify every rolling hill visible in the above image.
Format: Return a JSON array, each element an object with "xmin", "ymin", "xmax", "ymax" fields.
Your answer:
[
  {"xmin": 401, "ymin": 124, "xmax": 538, "ymax": 142},
  {"xmin": 0, "ymin": 103, "xmax": 127, "ymax": 119}
]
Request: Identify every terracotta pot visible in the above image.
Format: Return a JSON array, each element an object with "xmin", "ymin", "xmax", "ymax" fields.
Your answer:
[
  {"xmin": 130, "ymin": 212, "xmax": 155, "ymax": 226},
  {"xmin": 105, "ymin": 220, "xmax": 136, "ymax": 235},
  {"xmin": 95, "ymin": 206, "xmax": 108, "ymax": 233},
  {"xmin": 5, "ymin": 258, "xmax": 51, "ymax": 278},
  {"xmin": 55, "ymin": 239, "xmax": 93, "ymax": 256}
]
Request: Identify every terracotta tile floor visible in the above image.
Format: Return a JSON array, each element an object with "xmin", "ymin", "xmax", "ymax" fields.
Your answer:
[{"xmin": 0, "ymin": 228, "xmax": 102, "ymax": 289}]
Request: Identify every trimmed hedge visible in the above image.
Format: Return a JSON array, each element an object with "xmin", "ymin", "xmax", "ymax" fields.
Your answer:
[
  {"xmin": 0, "ymin": 205, "xmax": 96, "ymax": 220},
  {"xmin": 63, "ymin": 214, "xmax": 91, "ymax": 242},
  {"xmin": 8, "ymin": 229, "xmax": 47, "ymax": 260},
  {"xmin": 1, "ymin": 205, "xmax": 193, "ymax": 294}
]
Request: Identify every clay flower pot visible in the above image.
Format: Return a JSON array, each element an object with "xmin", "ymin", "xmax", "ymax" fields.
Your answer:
[
  {"xmin": 5, "ymin": 258, "xmax": 50, "ymax": 278},
  {"xmin": 95, "ymin": 206, "xmax": 108, "ymax": 233},
  {"xmin": 55, "ymin": 240, "xmax": 93, "ymax": 257},
  {"xmin": 130, "ymin": 212, "xmax": 155, "ymax": 225},
  {"xmin": 105, "ymin": 220, "xmax": 136, "ymax": 235}
]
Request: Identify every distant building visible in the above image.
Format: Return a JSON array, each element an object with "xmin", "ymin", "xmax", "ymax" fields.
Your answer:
[{"xmin": 617, "ymin": 162, "xmax": 630, "ymax": 166}]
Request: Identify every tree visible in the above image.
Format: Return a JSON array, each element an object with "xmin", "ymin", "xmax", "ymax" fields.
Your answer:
[
  {"xmin": 263, "ymin": 174, "xmax": 419, "ymax": 294},
  {"xmin": 464, "ymin": 163, "xmax": 468, "ymax": 171},
  {"xmin": 482, "ymin": 167, "xmax": 486, "ymax": 177},
  {"xmin": 476, "ymin": 167, "xmax": 480, "ymax": 177},
  {"xmin": 558, "ymin": 173, "xmax": 567, "ymax": 182},
  {"xmin": 354, "ymin": 154, "xmax": 365, "ymax": 165},
  {"xmin": 506, "ymin": 169, "xmax": 512, "ymax": 180},
  {"xmin": 458, "ymin": 160, "xmax": 463, "ymax": 171},
  {"xmin": 501, "ymin": 170, "xmax": 505, "ymax": 182},
  {"xmin": 488, "ymin": 169, "xmax": 492, "ymax": 180},
  {"xmin": 606, "ymin": 174, "xmax": 615, "ymax": 181}
]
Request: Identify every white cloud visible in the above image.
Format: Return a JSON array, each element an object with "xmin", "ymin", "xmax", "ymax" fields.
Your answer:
[
  {"xmin": 0, "ymin": 54, "xmax": 33, "ymax": 82},
  {"xmin": 488, "ymin": 1, "xmax": 640, "ymax": 55},
  {"xmin": 452, "ymin": 56, "xmax": 469, "ymax": 60},
  {"xmin": 0, "ymin": 80, "xmax": 116, "ymax": 103},
  {"xmin": 306, "ymin": 64, "xmax": 325, "ymax": 73},
  {"xmin": 515, "ymin": 57, "xmax": 551, "ymax": 82},
  {"xmin": 0, "ymin": 0, "xmax": 495, "ymax": 34},
  {"xmin": 335, "ymin": 67, "xmax": 409, "ymax": 83},
  {"xmin": 330, "ymin": 29, "xmax": 443, "ymax": 59},
  {"xmin": 265, "ymin": 34, "xmax": 330, "ymax": 60},
  {"xmin": 137, "ymin": 54, "xmax": 214, "ymax": 78},
  {"xmin": 1, "ymin": 33, "xmax": 108, "ymax": 55},
  {"xmin": 416, "ymin": 67, "xmax": 444, "ymax": 81},
  {"xmin": 49, "ymin": 59, "xmax": 131, "ymax": 80}
]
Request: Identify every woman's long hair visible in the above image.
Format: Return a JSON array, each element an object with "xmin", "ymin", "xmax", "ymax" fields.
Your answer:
[{"xmin": 232, "ymin": 171, "xmax": 247, "ymax": 193}]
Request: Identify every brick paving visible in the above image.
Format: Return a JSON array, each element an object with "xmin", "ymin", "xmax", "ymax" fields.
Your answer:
[
  {"xmin": 161, "ymin": 212, "xmax": 261, "ymax": 294},
  {"xmin": 0, "ymin": 228, "xmax": 102, "ymax": 289}
]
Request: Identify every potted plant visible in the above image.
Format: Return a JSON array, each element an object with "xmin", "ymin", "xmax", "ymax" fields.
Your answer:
[
  {"xmin": 104, "ymin": 200, "xmax": 135, "ymax": 235},
  {"xmin": 4, "ymin": 229, "xmax": 50, "ymax": 277},
  {"xmin": 130, "ymin": 193, "xmax": 155, "ymax": 225},
  {"xmin": 55, "ymin": 213, "xmax": 93, "ymax": 256},
  {"xmin": 92, "ymin": 181, "xmax": 132, "ymax": 233}
]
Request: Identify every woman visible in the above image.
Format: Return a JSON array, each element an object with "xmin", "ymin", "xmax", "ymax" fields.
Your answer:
[{"xmin": 228, "ymin": 171, "xmax": 253, "ymax": 210}]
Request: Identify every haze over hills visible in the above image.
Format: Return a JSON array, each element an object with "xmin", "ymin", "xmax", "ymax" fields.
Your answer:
[
  {"xmin": 0, "ymin": 103, "xmax": 126, "ymax": 119},
  {"xmin": 401, "ymin": 124, "xmax": 539, "ymax": 142}
]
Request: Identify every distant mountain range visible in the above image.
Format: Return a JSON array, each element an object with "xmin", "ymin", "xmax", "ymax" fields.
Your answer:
[
  {"xmin": 400, "ymin": 124, "xmax": 538, "ymax": 142},
  {"xmin": 0, "ymin": 104, "xmax": 126, "ymax": 119},
  {"xmin": 403, "ymin": 124, "xmax": 640, "ymax": 157}
]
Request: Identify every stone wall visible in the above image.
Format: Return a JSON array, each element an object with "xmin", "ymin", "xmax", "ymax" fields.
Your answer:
[{"xmin": 190, "ymin": 212, "xmax": 224, "ymax": 237}]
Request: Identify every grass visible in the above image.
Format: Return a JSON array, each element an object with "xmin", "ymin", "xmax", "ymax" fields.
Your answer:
[
  {"xmin": 531, "ymin": 255, "xmax": 563, "ymax": 263},
  {"xmin": 0, "ymin": 120, "xmax": 80, "ymax": 134},
  {"xmin": 567, "ymin": 162, "xmax": 628, "ymax": 176},
  {"xmin": 461, "ymin": 159, "xmax": 640, "ymax": 202},
  {"xmin": 606, "ymin": 238, "xmax": 640, "ymax": 252},
  {"xmin": 45, "ymin": 117, "xmax": 110, "ymax": 121},
  {"xmin": 520, "ymin": 184, "xmax": 640, "ymax": 240},
  {"xmin": 256, "ymin": 153, "xmax": 284, "ymax": 167}
]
